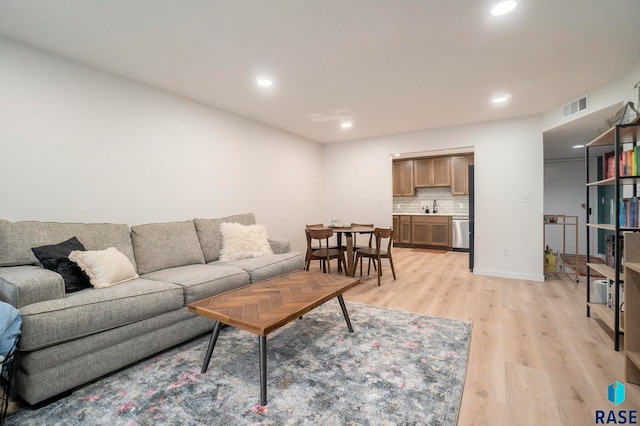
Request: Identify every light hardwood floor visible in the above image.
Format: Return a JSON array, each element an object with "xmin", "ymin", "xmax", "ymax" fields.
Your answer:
[{"xmin": 341, "ymin": 247, "xmax": 640, "ymax": 426}]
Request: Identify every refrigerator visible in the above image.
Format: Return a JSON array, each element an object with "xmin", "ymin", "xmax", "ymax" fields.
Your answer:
[{"xmin": 468, "ymin": 164, "xmax": 475, "ymax": 271}]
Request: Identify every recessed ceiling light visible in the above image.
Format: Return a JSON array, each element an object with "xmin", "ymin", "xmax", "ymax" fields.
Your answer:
[
  {"xmin": 340, "ymin": 121, "xmax": 353, "ymax": 129},
  {"xmin": 492, "ymin": 94, "xmax": 511, "ymax": 104},
  {"xmin": 491, "ymin": 0, "xmax": 518, "ymax": 16},
  {"xmin": 256, "ymin": 78, "xmax": 273, "ymax": 87},
  {"xmin": 573, "ymin": 144, "xmax": 585, "ymax": 149}
]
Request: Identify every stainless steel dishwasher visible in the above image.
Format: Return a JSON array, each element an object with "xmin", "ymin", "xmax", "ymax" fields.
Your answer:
[{"xmin": 452, "ymin": 216, "xmax": 469, "ymax": 251}]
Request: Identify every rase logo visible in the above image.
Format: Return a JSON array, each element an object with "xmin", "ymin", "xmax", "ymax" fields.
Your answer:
[
  {"xmin": 596, "ymin": 381, "xmax": 637, "ymax": 424},
  {"xmin": 609, "ymin": 381, "xmax": 626, "ymax": 406}
]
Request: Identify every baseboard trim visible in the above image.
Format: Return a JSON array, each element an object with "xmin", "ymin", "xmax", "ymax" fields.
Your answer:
[{"xmin": 473, "ymin": 268, "xmax": 545, "ymax": 282}]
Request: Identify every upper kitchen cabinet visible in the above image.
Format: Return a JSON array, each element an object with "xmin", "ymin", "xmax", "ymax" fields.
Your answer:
[
  {"xmin": 451, "ymin": 155, "xmax": 474, "ymax": 195},
  {"xmin": 392, "ymin": 160, "xmax": 415, "ymax": 197},
  {"xmin": 414, "ymin": 157, "xmax": 451, "ymax": 187}
]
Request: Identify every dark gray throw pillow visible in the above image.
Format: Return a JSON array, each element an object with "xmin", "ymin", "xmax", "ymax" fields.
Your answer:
[{"xmin": 31, "ymin": 236, "xmax": 91, "ymax": 293}]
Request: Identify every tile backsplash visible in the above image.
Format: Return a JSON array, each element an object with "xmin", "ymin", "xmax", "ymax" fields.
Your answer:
[{"xmin": 393, "ymin": 187, "xmax": 469, "ymax": 216}]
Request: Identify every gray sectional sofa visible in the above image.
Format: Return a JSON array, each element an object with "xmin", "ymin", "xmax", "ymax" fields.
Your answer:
[{"xmin": 0, "ymin": 213, "xmax": 304, "ymax": 405}]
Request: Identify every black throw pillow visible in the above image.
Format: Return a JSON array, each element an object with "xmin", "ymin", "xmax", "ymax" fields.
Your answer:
[{"xmin": 31, "ymin": 236, "xmax": 92, "ymax": 293}]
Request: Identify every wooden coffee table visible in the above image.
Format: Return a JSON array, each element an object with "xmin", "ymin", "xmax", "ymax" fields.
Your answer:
[{"xmin": 187, "ymin": 270, "xmax": 360, "ymax": 406}]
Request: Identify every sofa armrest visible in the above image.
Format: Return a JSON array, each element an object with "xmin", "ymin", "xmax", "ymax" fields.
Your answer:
[
  {"xmin": 268, "ymin": 238, "xmax": 290, "ymax": 254},
  {"xmin": 0, "ymin": 266, "xmax": 65, "ymax": 309}
]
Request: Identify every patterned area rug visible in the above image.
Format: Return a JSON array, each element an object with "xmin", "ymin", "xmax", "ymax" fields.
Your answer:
[{"xmin": 6, "ymin": 302, "xmax": 472, "ymax": 425}]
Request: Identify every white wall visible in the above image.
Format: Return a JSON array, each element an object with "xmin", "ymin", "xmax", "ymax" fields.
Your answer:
[
  {"xmin": 0, "ymin": 37, "xmax": 322, "ymax": 251},
  {"xmin": 542, "ymin": 58, "xmax": 640, "ymax": 132},
  {"xmin": 322, "ymin": 116, "xmax": 545, "ymax": 281},
  {"xmin": 543, "ymin": 159, "xmax": 587, "ymax": 255}
]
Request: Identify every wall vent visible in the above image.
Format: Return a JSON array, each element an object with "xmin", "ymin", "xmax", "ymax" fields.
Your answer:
[{"xmin": 562, "ymin": 95, "xmax": 588, "ymax": 117}]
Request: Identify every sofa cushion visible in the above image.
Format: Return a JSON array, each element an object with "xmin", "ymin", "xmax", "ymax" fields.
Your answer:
[
  {"xmin": 194, "ymin": 212, "xmax": 257, "ymax": 262},
  {"xmin": 141, "ymin": 264, "xmax": 250, "ymax": 305},
  {"xmin": 213, "ymin": 252, "xmax": 305, "ymax": 283},
  {"xmin": 69, "ymin": 247, "xmax": 139, "ymax": 288},
  {"xmin": 268, "ymin": 238, "xmax": 291, "ymax": 255},
  {"xmin": 131, "ymin": 221, "xmax": 205, "ymax": 274},
  {"xmin": 18, "ymin": 308, "xmax": 197, "ymax": 375},
  {"xmin": 0, "ymin": 220, "xmax": 136, "ymax": 269},
  {"xmin": 18, "ymin": 278, "xmax": 184, "ymax": 351},
  {"xmin": 16, "ymin": 313, "xmax": 217, "ymax": 405},
  {"xmin": 219, "ymin": 222, "xmax": 273, "ymax": 261},
  {"xmin": 0, "ymin": 266, "xmax": 65, "ymax": 308},
  {"xmin": 31, "ymin": 237, "xmax": 91, "ymax": 293}
]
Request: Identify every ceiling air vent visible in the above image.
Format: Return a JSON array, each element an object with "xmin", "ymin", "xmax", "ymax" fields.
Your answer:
[{"xmin": 562, "ymin": 95, "xmax": 589, "ymax": 117}]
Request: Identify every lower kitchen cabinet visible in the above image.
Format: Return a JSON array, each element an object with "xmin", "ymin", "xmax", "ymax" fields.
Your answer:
[
  {"xmin": 399, "ymin": 216, "xmax": 412, "ymax": 244},
  {"xmin": 392, "ymin": 215, "xmax": 412, "ymax": 244},
  {"xmin": 393, "ymin": 215, "xmax": 451, "ymax": 248},
  {"xmin": 411, "ymin": 216, "xmax": 451, "ymax": 247},
  {"xmin": 393, "ymin": 216, "xmax": 399, "ymax": 243}
]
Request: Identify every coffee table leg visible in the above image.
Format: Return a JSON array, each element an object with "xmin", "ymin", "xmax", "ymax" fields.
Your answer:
[
  {"xmin": 259, "ymin": 335, "xmax": 267, "ymax": 406},
  {"xmin": 337, "ymin": 295, "xmax": 354, "ymax": 332},
  {"xmin": 201, "ymin": 321, "xmax": 223, "ymax": 374}
]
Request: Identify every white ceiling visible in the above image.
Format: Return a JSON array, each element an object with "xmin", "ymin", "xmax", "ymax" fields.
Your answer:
[{"xmin": 1, "ymin": 1, "xmax": 639, "ymax": 155}]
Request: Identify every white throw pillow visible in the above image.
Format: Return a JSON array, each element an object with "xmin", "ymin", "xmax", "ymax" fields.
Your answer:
[
  {"xmin": 69, "ymin": 247, "xmax": 139, "ymax": 288},
  {"xmin": 218, "ymin": 222, "xmax": 273, "ymax": 262}
]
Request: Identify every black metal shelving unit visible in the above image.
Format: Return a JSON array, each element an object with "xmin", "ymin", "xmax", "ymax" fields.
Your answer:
[{"xmin": 585, "ymin": 121, "xmax": 640, "ymax": 351}]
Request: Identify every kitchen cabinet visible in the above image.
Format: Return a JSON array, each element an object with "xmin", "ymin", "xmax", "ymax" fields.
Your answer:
[
  {"xmin": 393, "ymin": 216, "xmax": 399, "ymax": 243},
  {"xmin": 398, "ymin": 216, "xmax": 412, "ymax": 244},
  {"xmin": 392, "ymin": 215, "xmax": 452, "ymax": 248},
  {"xmin": 392, "ymin": 215, "xmax": 412, "ymax": 244},
  {"xmin": 451, "ymin": 155, "xmax": 474, "ymax": 195},
  {"xmin": 414, "ymin": 157, "xmax": 450, "ymax": 187},
  {"xmin": 392, "ymin": 160, "xmax": 415, "ymax": 197},
  {"xmin": 411, "ymin": 216, "xmax": 451, "ymax": 247}
]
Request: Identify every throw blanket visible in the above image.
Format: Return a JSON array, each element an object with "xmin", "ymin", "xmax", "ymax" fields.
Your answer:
[{"xmin": 0, "ymin": 302, "xmax": 21, "ymax": 359}]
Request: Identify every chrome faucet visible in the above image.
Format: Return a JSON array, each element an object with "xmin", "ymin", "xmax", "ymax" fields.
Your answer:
[{"xmin": 433, "ymin": 200, "xmax": 438, "ymax": 213}]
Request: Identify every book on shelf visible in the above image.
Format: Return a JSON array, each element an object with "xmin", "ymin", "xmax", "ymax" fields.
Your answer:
[
  {"xmin": 620, "ymin": 197, "xmax": 640, "ymax": 228},
  {"xmin": 603, "ymin": 151, "xmax": 615, "ymax": 179},
  {"xmin": 619, "ymin": 145, "xmax": 634, "ymax": 177},
  {"xmin": 603, "ymin": 143, "xmax": 640, "ymax": 178},
  {"xmin": 606, "ymin": 280, "xmax": 625, "ymax": 309},
  {"xmin": 605, "ymin": 234, "xmax": 625, "ymax": 272}
]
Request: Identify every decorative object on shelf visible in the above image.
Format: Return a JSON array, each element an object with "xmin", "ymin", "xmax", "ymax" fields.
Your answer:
[
  {"xmin": 611, "ymin": 101, "xmax": 639, "ymax": 127},
  {"xmin": 593, "ymin": 279, "xmax": 608, "ymax": 304}
]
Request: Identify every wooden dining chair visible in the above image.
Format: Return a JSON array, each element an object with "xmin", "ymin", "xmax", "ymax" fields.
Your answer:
[
  {"xmin": 349, "ymin": 223, "xmax": 376, "ymax": 272},
  {"xmin": 306, "ymin": 224, "xmax": 342, "ymax": 271},
  {"xmin": 350, "ymin": 223, "xmax": 374, "ymax": 249},
  {"xmin": 305, "ymin": 227, "xmax": 347, "ymax": 275},
  {"xmin": 354, "ymin": 228, "xmax": 396, "ymax": 286}
]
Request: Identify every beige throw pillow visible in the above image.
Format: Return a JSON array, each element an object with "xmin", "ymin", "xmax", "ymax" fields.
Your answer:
[
  {"xmin": 69, "ymin": 247, "xmax": 139, "ymax": 288},
  {"xmin": 218, "ymin": 222, "xmax": 273, "ymax": 262}
]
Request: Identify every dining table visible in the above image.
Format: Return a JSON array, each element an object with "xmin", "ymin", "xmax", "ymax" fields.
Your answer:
[{"xmin": 328, "ymin": 224, "xmax": 375, "ymax": 277}]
